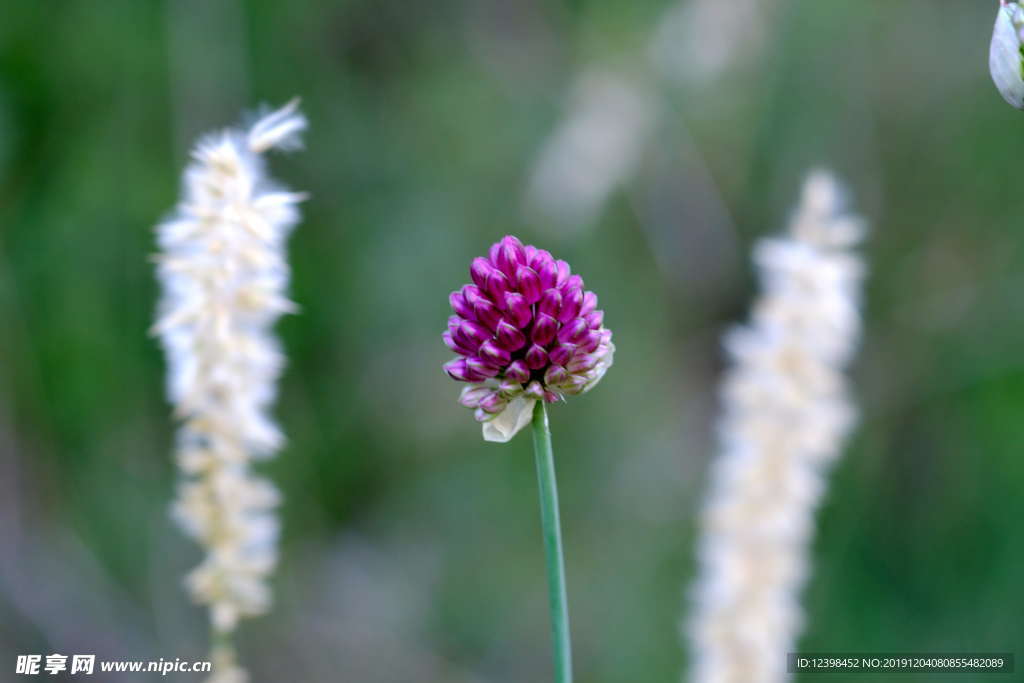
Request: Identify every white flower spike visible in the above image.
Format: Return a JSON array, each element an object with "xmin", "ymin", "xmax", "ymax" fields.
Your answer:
[
  {"xmin": 154, "ymin": 100, "xmax": 306, "ymax": 682},
  {"xmin": 687, "ymin": 171, "xmax": 866, "ymax": 683}
]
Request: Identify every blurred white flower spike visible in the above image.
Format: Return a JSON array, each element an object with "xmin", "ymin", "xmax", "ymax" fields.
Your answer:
[
  {"xmin": 649, "ymin": 0, "xmax": 779, "ymax": 87},
  {"xmin": 687, "ymin": 171, "xmax": 866, "ymax": 683},
  {"xmin": 153, "ymin": 100, "xmax": 306, "ymax": 683},
  {"xmin": 525, "ymin": 70, "xmax": 656, "ymax": 231},
  {"xmin": 247, "ymin": 98, "xmax": 308, "ymax": 152}
]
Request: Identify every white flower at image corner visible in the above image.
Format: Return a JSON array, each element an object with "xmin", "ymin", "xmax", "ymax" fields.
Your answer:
[{"xmin": 990, "ymin": 0, "xmax": 1024, "ymax": 109}]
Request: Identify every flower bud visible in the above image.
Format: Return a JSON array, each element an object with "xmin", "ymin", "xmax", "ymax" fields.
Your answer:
[
  {"xmin": 470, "ymin": 257, "xmax": 493, "ymax": 289},
  {"xmin": 555, "ymin": 260, "xmax": 571, "ymax": 287},
  {"xmin": 525, "ymin": 343, "xmax": 549, "ymax": 370},
  {"xmin": 466, "ymin": 356, "xmax": 500, "ymax": 378},
  {"xmin": 494, "ymin": 236, "xmax": 526, "ymax": 276},
  {"xmin": 538, "ymin": 288, "xmax": 562, "ymax": 318},
  {"xmin": 504, "ymin": 291, "xmax": 532, "ymax": 328},
  {"xmin": 544, "ymin": 365, "xmax": 569, "ymax": 386},
  {"xmin": 444, "ymin": 358, "xmax": 471, "ymax": 382},
  {"xmin": 580, "ymin": 291, "xmax": 598, "ymax": 318},
  {"xmin": 443, "ymin": 330, "xmax": 473, "ymax": 356},
  {"xmin": 549, "ymin": 343, "xmax": 576, "ymax": 367},
  {"xmin": 524, "ymin": 381, "xmax": 545, "ymax": 400},
  {"xmin": 563, "ymin": 274, "xmax": 584, "ymax": 294},
  {"xmin": 560, "ymin": 374, "xmax": 590, "ymax": 395},
  {"xmin": 567, "ymin": 352, "xmax": 598, "ymax": 373},
  {"xmin": 478, "ymin": 339, "xmax": 511, "ymax": 367},
  {"xmin": 498, "ymin": 378, "xmax": 524, "ymax": 396},
  {"xmin": 558, "ymin": 288, "xmax": 584, "ymax": 323},
  {"xmin": 479, "ymin": 391, "xmax": 508, "ymax": 414},
  {"xmin": 557, "ymin": 317, "xmax": 589, "ymax": 345},
  {"xmin": 530, "ymin": 248, "xmax": 554, "ymax": 272},
  {"xmin": 455, "ymin": 319, "xmax": 491, "ymax": 352},
  {"xmin": 579, "ymin": 329, "xmax": 603, "ymax": 354},
  {"xmin": 463, "ymin": 284, "xmax": 484, "ymax": 306},
  {"xmin": 448, "ymin": 315, "xmax": 462, "ymax": 337},
  {"xmin": 531, "ymin": 313, "xmax": 559, "ymax": 346},
  {"xmin": 485, "ymin": 270, "xmax": 511, "ymax": 301},
  {"xmin": 504, "ymin": 360, "xmax": 531, "ymax": 384},
  {"xmin": 516, "ymin": 265, "xmax": 543, "ymax": 304},
  {"xmin": 495, "ymin": 320, "xmax": 527, "ymax": 351},
  {"xmin": 536, "ymin": 257, "xmax": 560, "ymax": 290},
  {"xmin": 450, "ymin": 290, "xmax": 474, "ymax": 320},
  {"xmin": 459, "ymin": 385, "xmax": 492, "ymax": 407},
  {"xmin": 474, "ymin": 297, "xmax": 503, "ymax": 330}
]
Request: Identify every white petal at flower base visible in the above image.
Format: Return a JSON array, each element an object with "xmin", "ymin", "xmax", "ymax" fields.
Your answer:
[
  {"xmin": 482, "ymin": 397, "xmax": 537, "ymax": 443},
  {"xmin": 580, "ymin": 340, "xmax": 614, "ymax": 394}
]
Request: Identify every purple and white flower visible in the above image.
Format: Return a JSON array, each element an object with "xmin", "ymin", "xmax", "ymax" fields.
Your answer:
[{"xmin": 443, "ymin": 236, "xmax": 614, "ymax": 442}]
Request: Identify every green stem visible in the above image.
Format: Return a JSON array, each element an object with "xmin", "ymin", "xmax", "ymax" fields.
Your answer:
[
  {"xmin": 210, "ymin": 625, "xmax": 239, "ymax": 675},
  {"xmin": 531, "ymin": 400, "xmax": 573, "ymax": 683},
  {"xmin": 211, "ymin": 627, "xmax": 233, "ymax": 655}
]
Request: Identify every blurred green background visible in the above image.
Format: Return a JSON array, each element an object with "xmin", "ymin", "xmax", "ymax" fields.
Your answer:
[{"xmin": 1, "ymin": 0, "xmax": 1022, "ymax": 681}]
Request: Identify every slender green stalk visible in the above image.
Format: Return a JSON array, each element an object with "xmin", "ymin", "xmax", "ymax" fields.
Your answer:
[
  {"xmin": 211, "ymin": 627, "xmax": 233, "ymax": 656},
  {"xmin": 531, "ymin": 400, "xmax": 572, "ymax": 683},
  {"xmin": 210, "ymin": 627, "xmax": 241, "ymax": 679}
]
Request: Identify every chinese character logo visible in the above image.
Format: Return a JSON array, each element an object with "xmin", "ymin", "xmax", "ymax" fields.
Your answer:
[
  {"xmin": 70, "ymin": 655, "xmax": 94, "ymax": 675},
  {"xmin": 16, "ymin": 655, "xmax": 41, "ymax": 675}
]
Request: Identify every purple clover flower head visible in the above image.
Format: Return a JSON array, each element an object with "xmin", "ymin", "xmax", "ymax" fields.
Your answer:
[{"xmin": 444, "ymin": 236, "xmax": 614, "ymax": 442}]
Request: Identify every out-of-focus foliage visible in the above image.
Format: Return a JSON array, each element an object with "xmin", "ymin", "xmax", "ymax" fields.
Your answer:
[{"xmin": 0, "ymin": 1, "xmax": 1021, "ymax": 681}]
